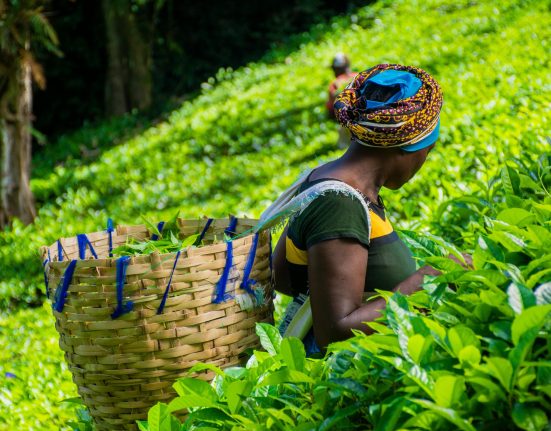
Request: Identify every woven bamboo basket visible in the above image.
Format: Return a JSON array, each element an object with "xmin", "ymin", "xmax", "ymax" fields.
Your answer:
[{"xmin": 39, "ymin": 217, "xmax": 273, "ymax": 430}]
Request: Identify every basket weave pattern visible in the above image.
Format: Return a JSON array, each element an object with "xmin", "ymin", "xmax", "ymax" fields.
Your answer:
[{"xmin": 40, "ymin": 218, "xmax": 273, "ymax": 430}]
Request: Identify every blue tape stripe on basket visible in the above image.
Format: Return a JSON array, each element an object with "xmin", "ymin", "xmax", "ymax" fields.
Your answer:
[
  {"xmin": 197, "ymin": 218, "xmax": 213, "ymax": 244},
  {"xmin": 57, "ymin": 240, "xmax": 63, "ymax": 261},
  {"xmin": 213, "ymin": 216, "xmax": 238, "ymax": 303},
  {"xmin": 111, "ymin": 256, "xmax": 133, "ymax": 319},
  {"xmin": 53, "ymin": 260, "xmax": 77, "ymax": 312},
  {"xmin": 107, "ymin": 218, "xmax": 114, "ymax": 257},
  {"xmin": 150, "ymin": 221, "xmax": 165, "ymax": 241},
  {"xmin": 240, "ymin": 232, "xmax": 259, "ymax": 295},
  {"xmin": 225, "ymin": 216, "xmax": 238, "ymax": 239},
  {"xmin": 77, "ymin": 234, "xmax": 98, "ymax": 260},
  {"xmin": 157, "ymin": 250, "xmax": 181, "ymax": 314},
  {"xmin": 42, "ymin": 258, "xmax": 50, "ymax": 298}
]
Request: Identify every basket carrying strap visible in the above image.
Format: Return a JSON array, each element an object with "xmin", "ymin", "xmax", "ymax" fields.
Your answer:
[
  {"xmin": 157, "ymin": 250, "xmax": 181, "ymax": 314},
  {"xmin": 150, "ymin": 221, "xmax": 165, "ymax": 241},
  {"xmin": 107, "ymin": 218, "xmax": 115, "ymax": 257},
  {"xmin": 77, "ymin": 234, "xmax": 98, "ymax": 260},
  {"xmin": 111, "ymin": 256, "xmax": 133, "ymax": 319},
  {"xmin": 240, "ymin": 232, "xmax": 259, "ymax": 295},
  {"xmin": 53, "ymin": 260, "xmax": 77, "ymax": 312},
  {"xmin": 213, "ymin": 216, "xmax": 238, "ymax": 303}
]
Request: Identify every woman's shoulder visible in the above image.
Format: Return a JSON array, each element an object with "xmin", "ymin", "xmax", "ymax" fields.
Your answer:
[{"xmin": 289, "ymin": 181, "xmax": 371, "ymax": 249}]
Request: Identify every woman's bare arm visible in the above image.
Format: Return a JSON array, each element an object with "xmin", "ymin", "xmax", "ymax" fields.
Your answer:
[{"xmin": 308, "ymin": 238, "xmax": 438, "ymax": 348}]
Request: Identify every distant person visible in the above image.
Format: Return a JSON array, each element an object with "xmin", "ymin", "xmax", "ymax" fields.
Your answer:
[{"xmin": 326, "ymin": 54, "xmax": 357, "ymax": 148}]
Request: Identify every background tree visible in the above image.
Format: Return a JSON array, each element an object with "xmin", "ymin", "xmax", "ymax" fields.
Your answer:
[
  {"xmin": 34, "ymin": 0, "xmax": 362, "ymax": 137},
  {"xmin": 0, "ymin": 0, "xmax": 59, "ymax": 228},
  {"xmin": 102, "ymin": 0, "xmax": 163, "ymax": 116}
]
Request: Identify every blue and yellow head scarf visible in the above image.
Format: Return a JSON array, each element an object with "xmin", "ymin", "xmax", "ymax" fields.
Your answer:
[{"xmin": 334, "ymin": 64, "xmax": 443, "ymax": 152}]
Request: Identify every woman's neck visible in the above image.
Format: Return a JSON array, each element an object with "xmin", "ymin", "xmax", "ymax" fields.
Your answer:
[{"xmin": 310, "ymin": 152, "xmax": 388, "ymax": 203}]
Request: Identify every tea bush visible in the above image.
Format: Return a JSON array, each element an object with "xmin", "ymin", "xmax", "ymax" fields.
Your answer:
[
  {"xmin": 0, "ymin": 0, "xmax": 550, "ymax": 429},
  {"xmin": 0, "ymin": 305, "xmax": 80, "ymax": 430}
]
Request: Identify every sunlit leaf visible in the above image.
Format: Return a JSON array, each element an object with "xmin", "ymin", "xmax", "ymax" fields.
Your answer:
[
  {"xmin": 256, "ymin": 322, "xmax": 282, "ymax": 355},
  {"xmin": 507, "ymin": 282, "xmax": 537, "ymax": 314}
]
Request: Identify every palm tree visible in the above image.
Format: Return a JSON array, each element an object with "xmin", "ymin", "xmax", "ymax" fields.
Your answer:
[{"xmin": 0, "ymin": 0, "xmax": 59, "ymax": 227}]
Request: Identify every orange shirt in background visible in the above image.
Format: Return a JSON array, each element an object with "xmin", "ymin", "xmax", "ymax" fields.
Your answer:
[{"xmin": 326, "ymin": 71, "xmax": 358, "ymax": 117}]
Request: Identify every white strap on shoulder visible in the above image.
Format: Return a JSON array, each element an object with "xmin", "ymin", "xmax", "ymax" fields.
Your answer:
[{"xmin": 257, "ymin": 176, "xmax": 372, "ymax": 241}]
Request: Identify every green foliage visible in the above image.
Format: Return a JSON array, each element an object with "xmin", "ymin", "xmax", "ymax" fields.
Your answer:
[
  {"xmin": 2, "ymin": 0, "xmax": 550, "ymax": 308},
  {"xmin": 0, "ymin": 305, "xmax": 79, "ymax": 430},
  {"xmin": 141, "ymin": 156, "xmax": 551, "ymax": 430},
  {"xmin": 0, "ymin": 0, "xmax": 550, "ymax": 429},
  {"xmin": 110, "ymin": 212, "xmax": 202, "ymax": 256}
]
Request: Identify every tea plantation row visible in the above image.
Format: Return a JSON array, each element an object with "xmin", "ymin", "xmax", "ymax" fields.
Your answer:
[{"xmin": 0, "ymin": 0, "xmax": 550, "ymax": 429}]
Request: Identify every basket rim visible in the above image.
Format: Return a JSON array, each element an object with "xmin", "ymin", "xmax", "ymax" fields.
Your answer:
[{"xmin": 39, "ymin": 216, "xmax": 262, "ymax": 263}]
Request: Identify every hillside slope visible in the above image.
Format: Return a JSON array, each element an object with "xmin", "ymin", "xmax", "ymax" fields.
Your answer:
[
  {"xmin": 0, "ymin": 0, "xmax": 549, "ymax": 307},
  {"xmin": 1, "ymin": 0, "xmax": 550, "ymax": 429}
]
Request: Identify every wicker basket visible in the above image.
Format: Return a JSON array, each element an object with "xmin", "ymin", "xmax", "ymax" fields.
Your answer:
[{"xmin": 39, "ymin": 217, "xmax": 273, "ymax": 430}]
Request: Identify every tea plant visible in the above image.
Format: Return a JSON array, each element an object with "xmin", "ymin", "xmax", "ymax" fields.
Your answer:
[
  {"xmin": 0, "ymin": 305, "xmax": 79, "ymax": 430},
  {"xmin": 0, "ymin": 0, "xmax": 549, "ymax": 429}
]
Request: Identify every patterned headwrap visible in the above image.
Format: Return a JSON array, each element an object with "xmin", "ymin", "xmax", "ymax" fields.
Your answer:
[{"xmin": 334, "ymin": 64, "xmax": 443, "ymax": 151}]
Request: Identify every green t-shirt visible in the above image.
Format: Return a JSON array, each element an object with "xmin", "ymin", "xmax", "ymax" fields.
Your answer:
[{"xmin": 285, "ymin": 178, "xmax": 416, "ymax": 296}]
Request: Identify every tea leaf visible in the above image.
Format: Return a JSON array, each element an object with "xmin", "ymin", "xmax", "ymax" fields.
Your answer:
[
  {"xmin": 483, "ymin": 357, "xmax": 513, "ymax": 391},
  {"xmin": 458, "ymin": 345, "xmax": 481, "ymax": 367},
  {"xmin": 373, "ymin": 397, "xmax": 409, "ymax": 431},
  {"xmin": 226, "ymin": 381, "xmax": 253, "ymax": 414},
  {"xmin": 280, "ymin": 337, "xmax": 306, "ymax": 372},
  {"xmin": 187, "ymin": 363, "xmax": 225, "ymax": 378},
  {"xmin": 170, "ymin": 378, "xmax": 218, "ymax": 410},
  {"xmin": 186, "ymin": 407, "xmax": 233, "ymax": 426},
  {"xmin": 169, "ymin": 231, "xmax": 179, "ymax": 245},
  {"xmin": 433, "ymin": 375, "xmax": 465, "ymax": 408},
  {"xmin": 512, "ymin": 403, "xmax": 548, "ymax": 431},
  {"xmin": 181, "ymin": 233, "xmax": 201, "ymax": 248},
  {"xmin": 507, "ymin": 283, "xmax": 537, "ymax": 314},
  {"xmin": 256, "ymin": 322, "xmax": 282, "ymax": 355},
  {"xmin": 447, "ymin": 325, "xmax": 479, "ymax": 357},
  {"xmin": 489, "ymin": 320, "xmax": 512, "ymax": 342},
  {"xmin": 477, "ymin": 235, "xmax": 505, "ymax": 262},
  {"xmin": 411, "ymin": 399, "xmax": 476, "ymax": 431},
  {"xmin": 146, "ymin": 403, "xmax": 178, "ymax": 431},
  {"xmin": 511, "ymin": 305, "xmax": 551, "ymax": 345},
  {"xmin": 497, "ymin": 208, "xmax": 535, "ymax": 227},
  {"xmin": 141, "ymin": 215, "xmax": 162, "ymax": 238},
  {"xmin": 467, "ymin": 377, "xmax": 506, "ymax": 402},
  {"xmin": 501, "ymin": 166, "xmax": 521, "ymax": 198},
  {"xmin": 407, "ymin": 334, "xmax": 433, "ymax": 365},
  {"xmin": 534, "ymin": 282, "xmax": 551, "ymax": 305},
  {"xmin": 489, "ymin": 231, "xmax": 527, "ymax": 252},
  {"xmin": 259, "ymin": 368, "xmax": 315, "ymax": 386}
]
